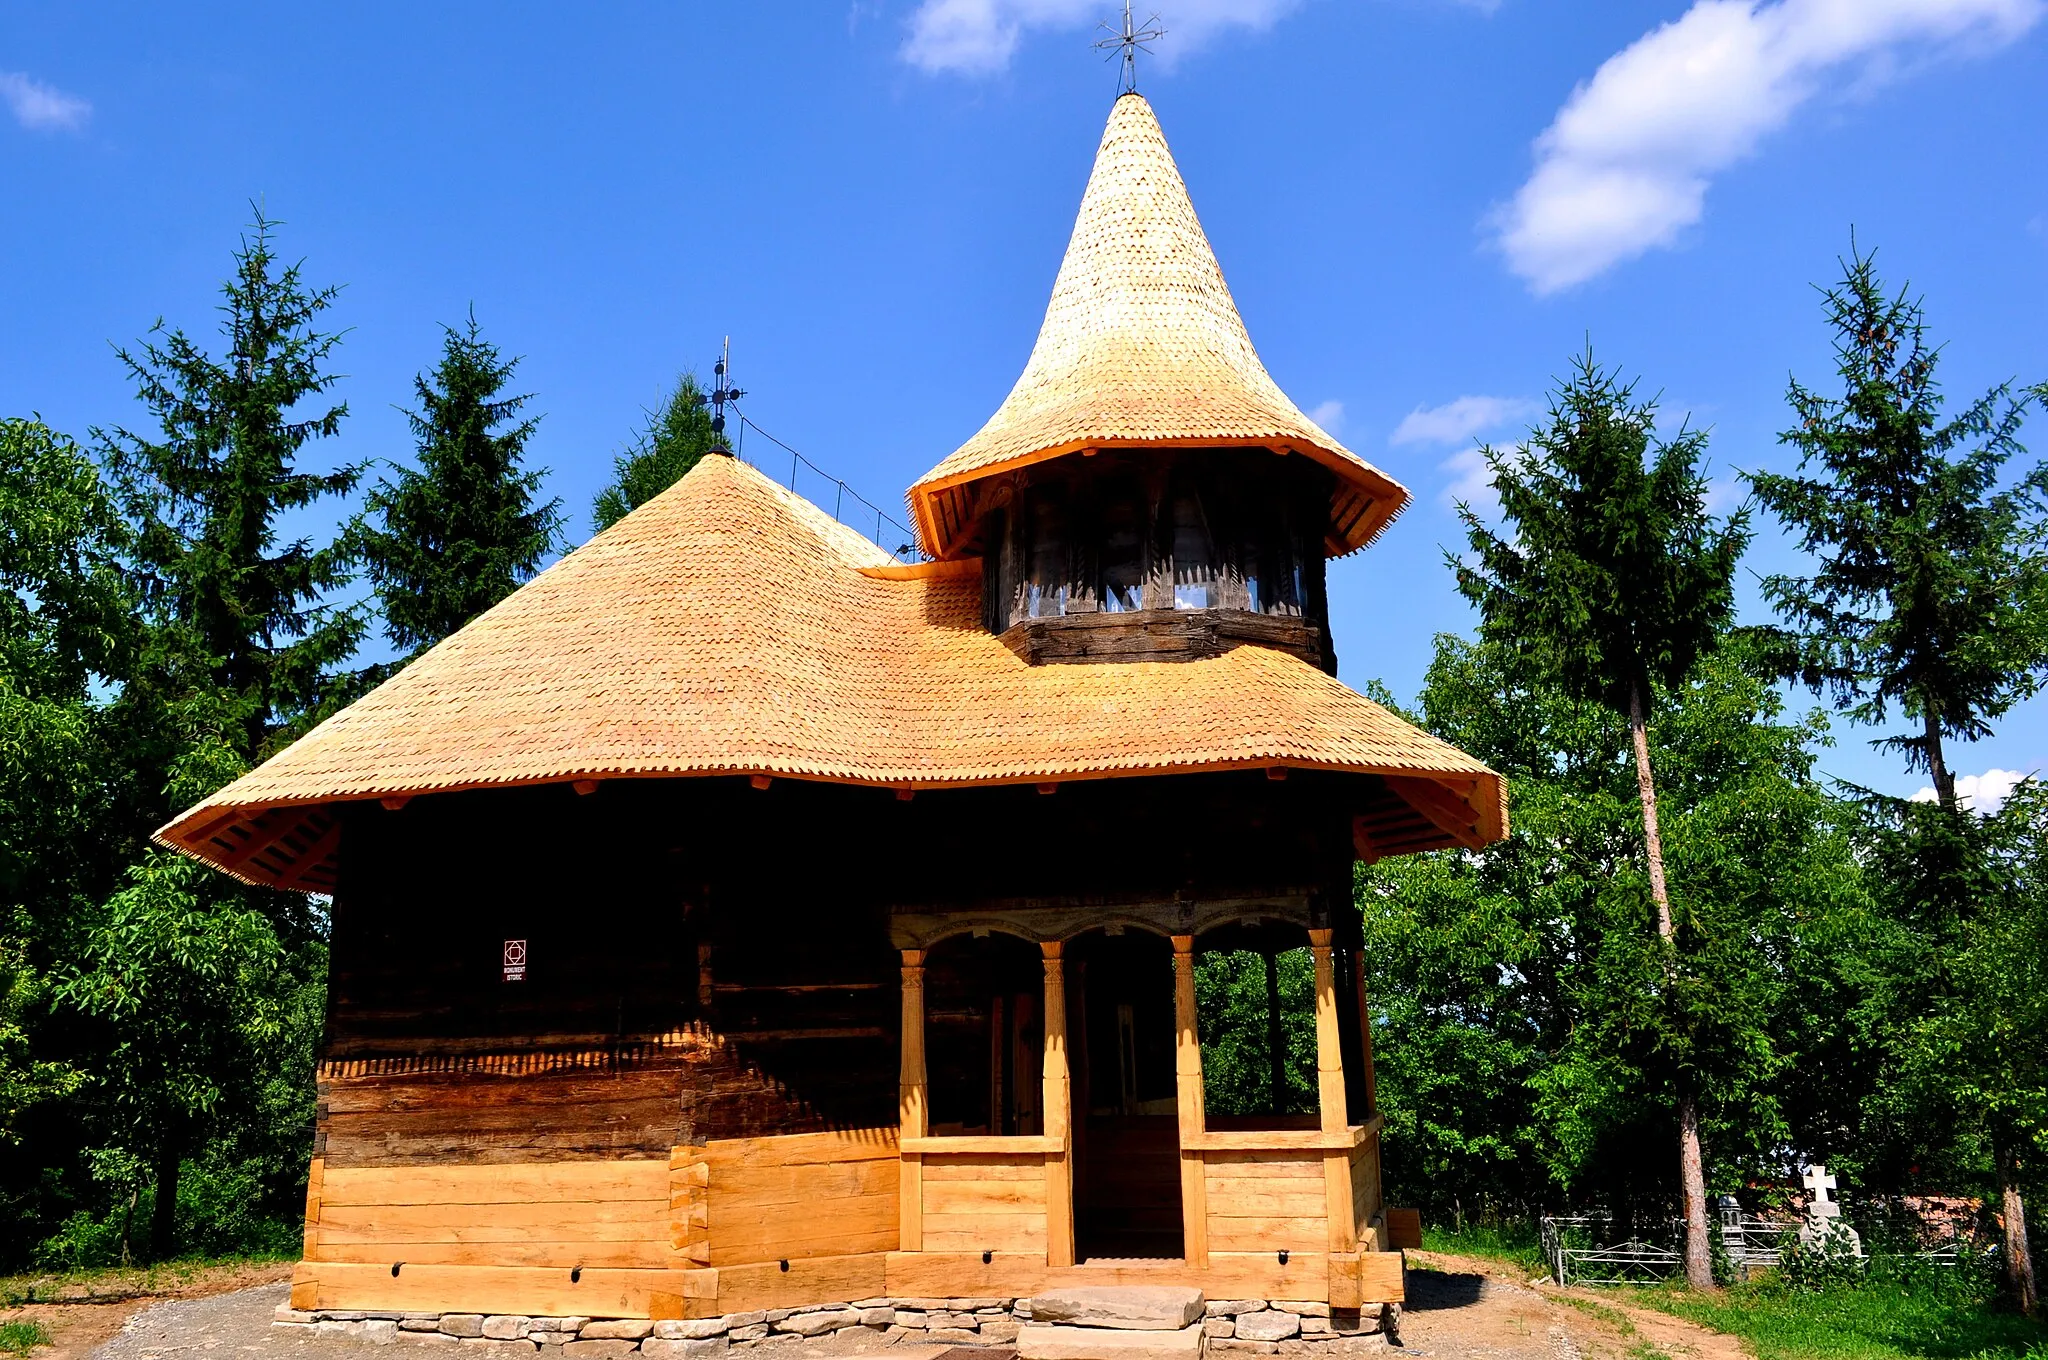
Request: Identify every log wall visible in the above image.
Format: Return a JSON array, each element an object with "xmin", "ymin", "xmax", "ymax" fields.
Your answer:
[
  {"xmin": 1202, "ymin": 1150, "xmax": 1328, "ymax": 1255},
  {"xmin": 309, "ymin": 1160, "xmax": 671, "ymax": 1269},
  {"xmin": 700, "ymin": 1129, "xmax": 899, "ymax": 1267},
  {"xmin": 301, "ymin": 770, "xmax": 1396, "ymax": 1318}
]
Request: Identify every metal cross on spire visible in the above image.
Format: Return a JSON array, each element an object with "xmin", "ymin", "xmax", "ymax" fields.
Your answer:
[
  {"xmin": 701, "ymin": 335, "xmax": 745, "ymax": 454},
  {"xmin": 1093, "ymin": 0, "xmax": 1165, "ymax": 94}
]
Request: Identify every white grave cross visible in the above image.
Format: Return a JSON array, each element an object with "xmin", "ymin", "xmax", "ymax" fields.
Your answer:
[
  {"xmin": 1797, "ymin": 1162, "xmax": 1862, "ymax": 1257},
  {"xmin": 1803, "ymin": 1164, "xmax": 1840, "ymax": 1218}
]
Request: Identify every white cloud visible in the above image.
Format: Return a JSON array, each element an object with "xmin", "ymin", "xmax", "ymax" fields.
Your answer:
[
  {"xmin": 901, "ymin": 0, "xmax": 1300, "ymax": 75},
  {"xmin": 1440, "ymin": 444, "xmax": 1497, "ymax": 512},
  {"xmin": 1705, "ymin": 474, "xmax": 1746, "ymax": 515},
  {"xmin": 1390, "ymin": 394, "xmax": 1536, "ymax": 448},
  {"xmin": 1911, "ymin": 767, "xmax": 2034, "ymax": 813},
  {"xmin": 1307, "ymin": 399, "xmax": 1345, "ymax": 435},
  {"xmin": 1493, "ymin": 0, "xmax": 2043, "ymax": 294},
  {"xmin": 0, "ymin": 71, "xmax": 90, "ymax": 132}
]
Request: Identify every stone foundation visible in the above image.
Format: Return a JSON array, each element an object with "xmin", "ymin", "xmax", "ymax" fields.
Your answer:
[{"xmin": 273, "ymin": 1297, "xmax": 1390, "ymax": 1353}]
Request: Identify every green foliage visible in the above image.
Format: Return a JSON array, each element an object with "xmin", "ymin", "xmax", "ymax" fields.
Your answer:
[
  {"xmin": 10, "ymin": 211, "xmax": 358, "ymax": 1264},
  {"xmin": 35, "ymin": 1149, "xmax": 303, "ymax": 1269},
  {"xmin": 1419, "ymin": 1220, "xmax": 1548, "ymax": 1276},
  {"xmin": 1361, "ymin": 637, "xmax": 1865, "ymax": 1222},
  {"xmin": 1753, "ymin": 243, "xmax": 2048, "ymax": 1312},
  {"xmin": 1453, "ymin": 350, "xmax": 1750, "ymax": 717},
  {"xmin": 1194, "ymin": 949, "xmax": 1317, "ymax": 1116},
  {"xmin": 0, "ymin": 419, "xmax": 132, "ymax": 1254},
  {"xmin": 0, "ymin": 1320, "xmax": 49, "ymax": 1356},
  {"xmin": 97, "ymin": 208, "xmax": 364, "ymax": 761},
  {"xmin": 1451, "ymin": 349, "xmax": 1753, "ymax": 1284},
  {"xmin": 1852, "ymin": 782, "xmax": 2048, "ymax": 1229},
  {"xmin": 1775, "ymin": 1221, "xmax": 1867, "ymax": 1291},
  {"xmin": 1750, "ymin": 242, "xmax": 2048, "ymax": 801},
  {"xmin": 356, "ymin": 312, "xmax": 563, "ymax": 656},
  {"xmin": 592, "ymin": 373, "xmax": 722, "ymax": 531}
]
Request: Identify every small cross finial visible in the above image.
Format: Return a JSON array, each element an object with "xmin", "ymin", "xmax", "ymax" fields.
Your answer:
[{"xmin": 1093, "ymin": 0, "xmax": 1165, "ymax": 94}]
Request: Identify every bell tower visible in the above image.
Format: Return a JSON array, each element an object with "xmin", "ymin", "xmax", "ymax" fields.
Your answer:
[{"xmin": 908, "ymin": 93, "xmax": 1408, "ymax": 674}]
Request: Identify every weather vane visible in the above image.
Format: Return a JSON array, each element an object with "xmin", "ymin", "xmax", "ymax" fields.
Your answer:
[{"xmin": 1093, "ymin": 0, "xmax": 1165, "ymax": 94}]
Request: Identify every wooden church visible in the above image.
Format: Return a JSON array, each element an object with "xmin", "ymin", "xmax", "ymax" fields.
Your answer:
[{"xmin": 161, "ymin": 92, "xmax": 1505, "ymax": 1337}]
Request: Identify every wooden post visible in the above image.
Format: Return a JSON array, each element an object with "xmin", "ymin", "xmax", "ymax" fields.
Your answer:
[
  {"xmin": 1042, "ymin": 942, "xmax": 1075, "ymax": 1268},
  {"xmin": 1308, "ymin": 929, "xmax": 1346, "ymax": 1134},
  {"xmin": 1350, "ymin": 947, "xmax": 1378, "ymax": 1118},
  {"xmin": 899, "ymin": 949, "xmax": 927, "ymax": 1252},
  {"xmin": 1310, "ymin": 929, "xmax": 1358, "ymax": 1255},
  {"xmin": 1170, "ymin": 934, "xmax": 1208, "ymax": 1267}
]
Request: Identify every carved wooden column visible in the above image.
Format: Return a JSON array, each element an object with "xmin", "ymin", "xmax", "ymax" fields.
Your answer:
[
  {"xmin": 1310, "ymin": 928, "xmax": 1358, "ymax": 1256},
  {"xmin": 899, "ymin": 949, "xmax": 927, "ymax": 1251},
  {"xmin": 1170, "ymin": 934, "xmax": 1209, "ymax": 1266},
  {"xmin": 1041, "ymin": 941, "xmax": 1075, "ymax": 1267}
]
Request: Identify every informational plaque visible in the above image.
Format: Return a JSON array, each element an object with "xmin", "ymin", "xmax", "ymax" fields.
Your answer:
[{"xmin": 502, "ymin": 938, "xmax": 527, "ymax": 982}]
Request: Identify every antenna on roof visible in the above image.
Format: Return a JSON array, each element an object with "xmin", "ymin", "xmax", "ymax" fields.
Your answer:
[
  {"xmin": 703, "ymin": 336, "xmax": 745, "ymax": 457},
  {"xmin": 1093, "ymin": 0, "xmax": 1164, "ymax": 94}
]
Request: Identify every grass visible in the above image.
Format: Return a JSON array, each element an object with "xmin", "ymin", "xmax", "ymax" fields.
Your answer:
[
  {"xmin": 1412, "ymin": 1219, "xmax": 2046, "ymax": 1360},
  {"xmin": 0, "ymin": 1252, "xmax": 292, "ymax": 1307},
  {"xmin": 0, "ymin": 1321, "xmax": 50, "ymax": 1357},
  {"xmin": 1619, "ymin": 1269, "xmax": 2048, "ymax": 1360},
  {"xmin": 1420, "ymin": 1220, "xmax": 1550, "ymax": 1277}
]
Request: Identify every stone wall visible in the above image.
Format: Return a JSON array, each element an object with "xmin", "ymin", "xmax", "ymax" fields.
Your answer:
[{"xmin": 274, "ymin": 1294, "xmax": 1390, "ymax": 1354}]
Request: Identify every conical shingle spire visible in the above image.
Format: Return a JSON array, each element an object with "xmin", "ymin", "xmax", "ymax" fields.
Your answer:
[{"xmin": 910, "ymin": 92, "xmax": 1407, "ymax": 560}]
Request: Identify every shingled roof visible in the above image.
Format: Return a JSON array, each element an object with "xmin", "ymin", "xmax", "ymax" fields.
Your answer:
[
  {"xmin": 908, "ymin": 92, "xmax": 1408, "ymax": 561},
  {"xmin": 157, "ymin": 455, "xmax": 1503, "ymax": 891}
]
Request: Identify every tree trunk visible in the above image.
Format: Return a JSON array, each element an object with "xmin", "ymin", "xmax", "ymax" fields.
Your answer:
[
  {"xmin": 1628, "ymin": 680, "xmax": 1714, "ymax": 1288},
  {"xmin": 1678, "ymin": 1090, "xmax": 1713, "ymax": 1288},
  {"xmin": 1924, "ymin": 709, "xmax": 1957, "ymax": 811},
  {"xmin": 150, "ymin": 1137, "xmax": 180, "ymax": 1261},
  {"xmin": 1263, "ymin": 950, "xmax": 1285, "ymax": 1115},
  {"xmin": 1997, "ymin": 1136, "xmax": 2039, "ymax": 1318},
  {"xmin": 1628, "ymin": 681, "xmax": 1676, "ymax": 941}
]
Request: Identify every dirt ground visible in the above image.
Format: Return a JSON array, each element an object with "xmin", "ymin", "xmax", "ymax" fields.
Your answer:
[
  {"xmin": 49, "ymin": 1254, "xmax": 1749, "ymax": 1360},
  {"xmin": 0, "ymin": 1261, "xmax": 292, "ymax": 1360},
  {"xmin": 1399, "ymin": 1251, "xmax": 1748, "ymax": 1360}
]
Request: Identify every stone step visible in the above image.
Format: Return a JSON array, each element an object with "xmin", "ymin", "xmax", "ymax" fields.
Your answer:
[
  {"xmin": 1030, "ymin": 1286, "xmax": 1206, "ymax": 1331},
  {"xmin": 1017, "ymin": 1320, "xmax": 1206, "ymax": 1360}
]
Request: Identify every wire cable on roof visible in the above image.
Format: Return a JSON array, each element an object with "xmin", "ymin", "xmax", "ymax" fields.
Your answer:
[{"xmin": 733, "ymin": 409, "xmax": 925, "ymax": 562}]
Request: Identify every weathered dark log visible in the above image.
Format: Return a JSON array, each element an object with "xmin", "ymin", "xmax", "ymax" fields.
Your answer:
[{"xmin": 998, "ymin": 607, "xmax": 1325, "ymax": 668}]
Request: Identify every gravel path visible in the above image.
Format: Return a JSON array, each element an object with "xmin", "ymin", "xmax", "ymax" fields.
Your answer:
[{"xmin": 87, "ymin": 1259, "xmax": 1740, "ymax": 1360}]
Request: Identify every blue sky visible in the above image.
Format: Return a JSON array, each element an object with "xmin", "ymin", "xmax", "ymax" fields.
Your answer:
[{"xmin": 4, "ymin": 2, "xmax": 2045, "ymax": 801}]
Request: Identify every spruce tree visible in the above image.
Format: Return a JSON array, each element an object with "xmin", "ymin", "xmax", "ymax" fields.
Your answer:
[
  {"xmin": 356, "ymin": 312, "xmax": 562, "ymax": 656},
  {"xmin": 99, "ymin": 208, "xmax": 363, "ymax": 761},
  {"xmin": 1453, "ymin": 352, "xmax": 1750, "ymax": 1287},
  {"xmin": 1749, "ymin": 244, "xmax": 2047, "ymax": 1314},
  {"xmin": 592, "ymin": 373, "xmax": 722, "ymax": 532},
  {"xmin": 82, "ymin": 209, "xmax": 353, "ymax": 1258}
]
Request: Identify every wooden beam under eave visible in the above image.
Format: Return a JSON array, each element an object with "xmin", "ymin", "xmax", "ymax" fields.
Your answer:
[
  {"xmin": 1351, "ymin": 817, "xmax": 1382, "ymax": 864},
  {"xmin": 1368, "ymin": 827, "xmax": 1459, "ymax": 857},
  {"xmin": 1383, "ymin": 776, "xmax": 1487, "ymax": 852},
  {"xmin": 275, "ymin": 820, "xmax": 343, "ymax": 892},
  {"xmin": 216, "ymin": 810, "xmax": 305, "ymax": 871}
]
